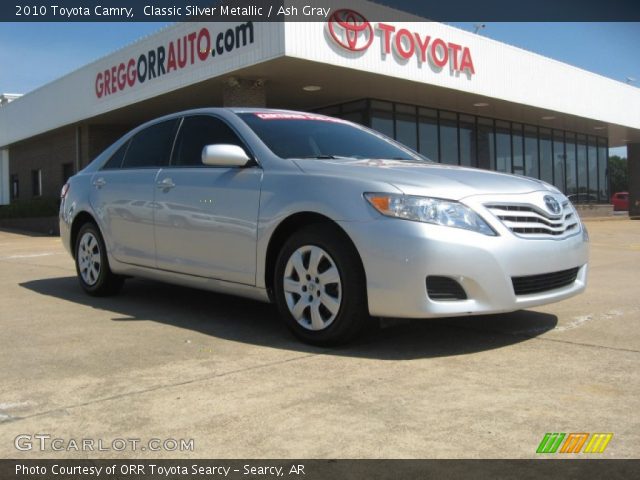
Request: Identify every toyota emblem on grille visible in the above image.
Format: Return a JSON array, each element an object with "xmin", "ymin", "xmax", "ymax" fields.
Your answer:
[{"xmin": 544, "ymin": 195, "xmax": 562, "ymax": 215}]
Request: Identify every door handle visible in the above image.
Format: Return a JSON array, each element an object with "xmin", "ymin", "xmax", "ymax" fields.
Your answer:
[
  {"xmin": 93, "ymin": 177, "xmax": 106, "ymax": 188},
  {"xmin": 157, "ymin": 178, "xmax": 176, "ymax": 189}
]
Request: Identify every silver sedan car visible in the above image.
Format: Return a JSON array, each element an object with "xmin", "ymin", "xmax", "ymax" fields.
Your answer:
[{"xmin": 60, "ymin": 108, "xmax": 589, "ymax": 345}]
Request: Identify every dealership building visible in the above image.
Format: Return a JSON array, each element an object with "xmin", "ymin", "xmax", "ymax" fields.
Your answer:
[{"xmin": 1, "ymin": 7, "xmax": 639, "ymax": 215}]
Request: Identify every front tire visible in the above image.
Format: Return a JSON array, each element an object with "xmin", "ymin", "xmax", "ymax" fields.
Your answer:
[
  {"xmin": 75, "ymin": 222, "xmax": 124, "ymax": 296},
  {"xmin": 274, "ymin": 224, "xmax": 369, "ymax": 346}
]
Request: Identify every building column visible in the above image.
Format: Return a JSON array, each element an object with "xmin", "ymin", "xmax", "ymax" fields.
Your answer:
[
  {"xmin": 0, "ymin": 149, "xmax": 9, "ymax": 205},
  {"xmin": 629, "ymin": 143, "xmax": 640, "ymax": 219},
  {"xmin": 75, "ymin": 126, "xmax": 82, "ymax": 172},
  {"xmin": 222, "ymin": 77, "xmax": 266, "ymax": 107}
]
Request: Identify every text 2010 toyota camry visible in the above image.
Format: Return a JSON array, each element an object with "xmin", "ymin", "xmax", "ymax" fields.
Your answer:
[{"xmin": 60, "ymin": 108, "xmax": 588, "ymax": 345}]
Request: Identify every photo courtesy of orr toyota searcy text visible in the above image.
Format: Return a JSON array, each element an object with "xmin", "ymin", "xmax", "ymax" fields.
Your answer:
[{"xmin": 95, "ymin": 22, "xmax": 255, "ymax": 98}]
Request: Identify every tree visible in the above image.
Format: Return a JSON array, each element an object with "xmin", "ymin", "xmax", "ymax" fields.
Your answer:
[{"xmin": 608, "ymin": 155, "xmax": 628, "ymax": 194}]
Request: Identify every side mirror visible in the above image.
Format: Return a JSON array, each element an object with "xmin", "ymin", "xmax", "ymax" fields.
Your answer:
[{"xmin": 201, "ymin": 144, "xmax": 252, "ymax": 167}]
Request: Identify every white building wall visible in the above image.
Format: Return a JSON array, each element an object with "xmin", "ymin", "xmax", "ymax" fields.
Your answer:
[
  {"xmin": 2, "ymin": 14, "xmax": 640, "ymax": 149},
  {"xmin": 284, "ymin": 21, "xmax": 640, "ymax": 130},
  {"xmin": 0, "ymin": 22, "xmax": 285, "ymax": 148}
]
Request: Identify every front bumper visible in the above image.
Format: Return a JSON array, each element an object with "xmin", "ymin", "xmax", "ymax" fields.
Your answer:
[{"xmin": 340, "ymin": 216, "xmax": 589, "ymax": 319}]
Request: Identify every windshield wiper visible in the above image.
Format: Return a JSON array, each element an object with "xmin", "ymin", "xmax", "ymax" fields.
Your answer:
[
  {"xmin": 294, "ymin": 154, "xmax": 353, "ymax": 160},
  {"xmin": 368, "ymin": 156, "xmax": 427, "ymax": 162}
]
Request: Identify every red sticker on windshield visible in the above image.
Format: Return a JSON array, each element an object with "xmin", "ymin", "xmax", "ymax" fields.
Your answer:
[{"xmin": 254, "ymin": 113, "xmax": 346, "ymax": 123}]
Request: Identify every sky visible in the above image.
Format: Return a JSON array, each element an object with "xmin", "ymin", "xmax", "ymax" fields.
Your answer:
[
  {"xmin": 0, "ymin": 23, "xmax": 170, "ymax": 93},
  {"xmin": 1, "ymin": 22, "xmax": 638, "ymax": 155}
]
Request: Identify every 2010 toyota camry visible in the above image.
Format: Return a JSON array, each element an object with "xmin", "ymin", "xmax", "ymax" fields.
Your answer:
[{"xmin": 60, "ymin": 108, "xmax": 589, "ymax": 345}]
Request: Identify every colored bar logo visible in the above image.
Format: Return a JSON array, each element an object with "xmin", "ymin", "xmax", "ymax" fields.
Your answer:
[{"xmin": 537, "ymin": 433, "xmax": 613, "ymax": 454}]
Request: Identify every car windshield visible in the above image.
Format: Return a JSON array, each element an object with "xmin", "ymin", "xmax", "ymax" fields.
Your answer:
[{"xmin": 238, "ymin": 112, "xmax": 428, "ymax": 162}]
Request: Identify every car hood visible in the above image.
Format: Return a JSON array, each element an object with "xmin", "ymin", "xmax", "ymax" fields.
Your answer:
[{"xmin": 293, "ymin": 158, "xmax": 553, "ymax": 200}]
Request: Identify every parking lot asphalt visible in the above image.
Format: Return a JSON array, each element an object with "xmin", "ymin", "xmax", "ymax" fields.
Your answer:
[{"xmin": 0, "ymin": 219, "xmax": 638, "ymax": 459}]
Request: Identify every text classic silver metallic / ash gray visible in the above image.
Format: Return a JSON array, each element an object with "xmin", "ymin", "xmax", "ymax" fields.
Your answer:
[{"xmin": 60, "ymin": 108, "xmax": 589, "ymax": 345}]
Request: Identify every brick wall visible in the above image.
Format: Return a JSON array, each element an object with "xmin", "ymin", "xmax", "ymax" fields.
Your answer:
[
  {"xmin": 8, "ymin": 124, "xmax": 131, "ymax": 202},
  {"xmin": 9, "ymin": 126, "xmax": 76, "ymax": 201},
  {"xmin": 87, "ymin": 125, "xmax": 131, "ymax": 166}
]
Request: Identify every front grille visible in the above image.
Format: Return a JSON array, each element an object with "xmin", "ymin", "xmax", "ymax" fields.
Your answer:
[
  {"xmin": 512, "ymin": 267, "xmax": 580, "ymax": 295},
  {"xmin": 426, "ymin": 276, "xmax": 467, "ymax": 301},
  {"xmin": 485, "ymin": 201, "xmax": 578, "ymax": 238}
]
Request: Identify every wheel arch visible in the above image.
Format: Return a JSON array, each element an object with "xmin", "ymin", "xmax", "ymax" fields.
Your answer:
[{"xmin": 263, "ymin": 211, "xmax": 366, "ymax": 301}]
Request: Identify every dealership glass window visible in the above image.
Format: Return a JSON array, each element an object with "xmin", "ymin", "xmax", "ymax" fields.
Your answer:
[
  {"xmin": 495, "ymin": 120, "xmax": 511, "ymax": 173},
  {"xmin": 122, "ymin": 119, "xmax": 179, "ymax": 168},
  {"xmin": 31, "ymin": 169, "xmax": 42, "ymax": 197},
  {"xmin": 370, "ymin": 100, "xmax": 394, "ymax": 138},
  {"xmin": 524, "ymin": 125, "xmax": 539, "ymax": 179},
  {"xmin": 339, "ymin": 100, "xmax": 368, "ymax": 125},
  {"xmin": 315, "ymin": 105, "xmax": 340, "ymax": 116},
  {"xmin": 370, "ymin": 100, "xmax": 392, "ymax": 111},
  {"xmin": 418, "ymin": 108, "xmax": 438, "ymax": 161},
  {"xmin": 512, "ymin": 123, "xmax": 524, "ymax": 175},
  {"xmin": 565, "ymin": 132, "xmax": 577, "ymax": 195},
  {"xmin": 395, "ymin": 104, "xmax": 418, "ymax": 150},
  {"xmin": 172, "ymin": 116, "xmax": 245, "ymax": 167},
  {"xmin": 439, "ymin": 111, "xmax": 458, "ymax": 165},
  {"xmin": 10, "ymin": 174, "xmax": 19, "ymax": 200},
  {"xmin": 341, "ymin": 112, "xmax": 365, "ymax": 125},
  {"xmin": 539, "ymin": 128, "xmax": 553, "ymax": 185},
  {"xmin": 553, "ymin": 130, "xmax": 565, "ymax": 192},
  {"xmin": 576, "ymin": 134, "xmax": 587, "ymax": 196},
  {"xmin": 459, "ymin": 114, "xmax": 476, "ymax": 167},
  {"xmin": 477, "ymin": 117, "xmax": 495, "ymax": 170},
  {"xmin": 597, "ymin": 137, "xmax": 608, "ymax": 202},
  {"xmin": 341, "ymin": 99, "xmax": 368, "ymax": 113},
  {"xmin": 587, "ymin": 136, "xmax": 598, "ymax": 199}
]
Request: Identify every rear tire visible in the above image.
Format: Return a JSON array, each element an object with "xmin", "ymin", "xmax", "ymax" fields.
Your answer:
[
  {"xmin": 274, "ymin": 224, "xmax": 369, "ymax": 346},
  {"xmin": 75, "ymin": 222, "xmax": 124, "ymax": 296}
]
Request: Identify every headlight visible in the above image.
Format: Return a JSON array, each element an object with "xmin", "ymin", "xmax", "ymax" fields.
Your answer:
[{"xmin": 365, "ymin": 193, "xmax": 496, "ymax": 236}]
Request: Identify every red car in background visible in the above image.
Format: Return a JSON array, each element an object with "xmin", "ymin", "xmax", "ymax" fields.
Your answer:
[{"xmin": 610, "ymin": 192, "xmax": 629, "ymax": 211}]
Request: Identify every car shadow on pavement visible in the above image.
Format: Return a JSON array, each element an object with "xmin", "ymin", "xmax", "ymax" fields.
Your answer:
[
  {"xmin": 0, "ymin": 227, "xmax": 55, "ymax": 237},
  {"xmin": 20, "ymin": 276, "xmax": 558, "ymax": 360}
]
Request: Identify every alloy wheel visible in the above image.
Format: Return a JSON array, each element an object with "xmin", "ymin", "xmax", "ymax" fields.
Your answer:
[
  {"xmin": 78, "ymin": 231, "xmax": 101, "ymax": 286},
  {"xmin": 283, "ymin": 245, "xmax": 342, "ymax": 331}
]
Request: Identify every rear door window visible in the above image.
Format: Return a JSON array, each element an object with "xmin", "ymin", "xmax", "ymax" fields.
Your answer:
[
  {"xmin": 122, "ymin": 119, "xmax": 179, "ymax": 168},
  {"xmin": 102, "ymin": 140, "xmax": 129, "ymax": 170}
]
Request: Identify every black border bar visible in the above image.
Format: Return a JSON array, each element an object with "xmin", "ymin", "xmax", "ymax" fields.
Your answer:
[
  {"xmin": 2, "ymin": 459, "xmax": 640, "ymax": 480},
  {"xmin": 3, "ymin": 0, "xmax": 640, "ymax": 22}
]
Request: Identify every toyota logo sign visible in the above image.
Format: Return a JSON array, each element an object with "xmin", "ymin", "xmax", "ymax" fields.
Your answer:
[
  {"xmin": 325, "ymin": 10, "xmax": 476, "ymax": 75},
  {"xmin": 328, "ymin": 9, "xmax": 373, "ymax": 52}
]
